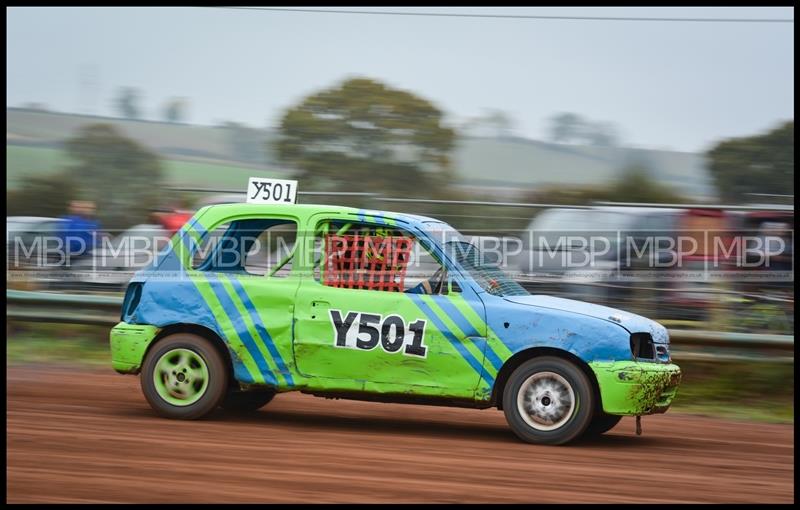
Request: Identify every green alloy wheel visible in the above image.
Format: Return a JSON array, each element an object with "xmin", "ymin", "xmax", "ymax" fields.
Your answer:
[
  {"xmin": 153, "ymin": 348, "xmax": 209, "ymax": 406},
  {"xmin": 141, "ymin": 333, "xmax": 229, "ymax": 420}
]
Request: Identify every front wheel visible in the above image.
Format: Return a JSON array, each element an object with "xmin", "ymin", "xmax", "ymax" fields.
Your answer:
[
  {"xmin": 140, "ymin": 333, "xmax": 229, "ymax": 420},
  {"xmin": 502, "ymin": 357, "xmax": 594, "ymax": 445}
]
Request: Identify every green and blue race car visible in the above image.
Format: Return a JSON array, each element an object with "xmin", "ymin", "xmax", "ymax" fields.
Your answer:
[{"xmin": 110, "ymin": 201, "xmax": 681, "ymax": 445}]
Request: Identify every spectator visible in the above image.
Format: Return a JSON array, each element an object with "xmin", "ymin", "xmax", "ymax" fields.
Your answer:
[{"xmin": 59, "ymin": 200, "xmax": 101, "ymax": 262}]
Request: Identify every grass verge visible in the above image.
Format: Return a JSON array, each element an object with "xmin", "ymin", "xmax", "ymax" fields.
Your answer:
[
  {"xmin": 669, "ymin": 359, "xmax": 793, "ymax": 423},
  {"xmin": 7, "ymin": 322, "xmax": 111, "ymax": 366}
]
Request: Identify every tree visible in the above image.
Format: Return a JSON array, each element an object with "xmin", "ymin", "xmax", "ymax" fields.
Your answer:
[
  {"xmin": 274, "ymin": 77, "xmax": 456, "ymax": 196},
  {"xmin": 115, "ymin": 87, "xmax": 142, "ymax": 120},
  {"xmin": 7, "ymin": 173, "xmax": 77, "ymax": 217},
  {"xmin": 163, "ymin": 97, "xmax": 188, "ymax": 123},
  {"xmin": 64, "ymin": 124, "xmax": 163, "ymax": 229},
  {"xmin": 707, "ymin": 121, "xmax": 794, "ymax": 203},
  {"xmin": 610, "ymin": 164, "xmax": 684, "ymax": 203},
  {"xmin": 548, "ymin": 113, "xmax": 619, "ymax": 147},
  {"xmin": 586, "ymin": 121, "xmax": 619, "ymax": 147},
  {"xmin": 549, "ymin": 113, "xmax": 584, "ymax": 143},
  {"xmin": 462, "ymin": 109, "xmax": 516, "ymax": 138}
]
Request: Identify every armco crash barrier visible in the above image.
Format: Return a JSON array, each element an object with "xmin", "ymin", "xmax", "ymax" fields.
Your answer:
[{"xmin": 7, "ymin": 289, "xmax": 123, "ymax": 326}]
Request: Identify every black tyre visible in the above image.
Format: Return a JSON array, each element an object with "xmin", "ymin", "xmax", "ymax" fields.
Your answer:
[
  {"xmin": 220, "ymin": 390, "xmax": 276, "ymax": 413},
  {"xmin": 583, "ymin": 412, "xmax": 623, "ymax": 438},
  {"xmin": 140, "ymin": 333, "xmax": 229, "ymax": 420},
  {"xmin": 502, "ymin": 356, "xmax": 594, "ymax": 445}
]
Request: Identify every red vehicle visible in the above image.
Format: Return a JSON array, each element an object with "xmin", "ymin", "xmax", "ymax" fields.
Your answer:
[
  {"xmin": 661, "ymin": 208, "xmax": 735, "ymax": 323},
  {"xmin": 151, "ymin": 207, "xmax": 194, "ymax": 235}
]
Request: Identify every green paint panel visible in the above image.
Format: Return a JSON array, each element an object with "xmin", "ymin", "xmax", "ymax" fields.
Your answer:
[
  {"xmin": 419, "ymin": 294, "xmax": 494, "ymax": 378},
  {"xmin": 190, "ymin": 274, "xmax": 263, "ymax": 383},
  {"xmin": 218, "ymin": 276, "xmax": 286, "ymax": 384},
  {"xmin": 223, "ymin": 273, "xmax": 301, "ymax": 388},
  {"xmin": 293, "ymin": 282, "xmax": 485, "ymax": 393},
  {"xmin": 110, "ymin": 322, "xmax": 160, "ymax": 373},
  {"xmin": 362, "ymin": 380, "xmax": 475, "ymax": 400},
  {"xmin": 591, "ymin": 361, "xmax": 682, "ymax": 415}
]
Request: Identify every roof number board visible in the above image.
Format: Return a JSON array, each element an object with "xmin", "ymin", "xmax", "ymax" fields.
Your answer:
[{"xmin": 247, "ymin": 177, "xmax": 298, "ymax": 205}]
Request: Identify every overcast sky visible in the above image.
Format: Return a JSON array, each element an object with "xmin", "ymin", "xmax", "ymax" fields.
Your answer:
[{"xmin": 6, "ymin": 6, "xmax": 794, "ymax": 153}]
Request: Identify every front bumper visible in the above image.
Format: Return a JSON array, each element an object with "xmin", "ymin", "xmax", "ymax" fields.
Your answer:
[
  {"xmin": 110, "ymin": 322, "xmax": 160, "ymax": 374},
  {"xmin": 590, "ymin": 361, "xmax": 682, "ymax": 415}
]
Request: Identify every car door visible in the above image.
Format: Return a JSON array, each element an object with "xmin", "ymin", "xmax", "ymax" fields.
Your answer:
[
  {"xmin": 292, "ymin": 214, "xmax": 489, "ymax": 397},
  {"xmin": 189, "ymin": 215, "xmax": 301, "ymax": 388}
]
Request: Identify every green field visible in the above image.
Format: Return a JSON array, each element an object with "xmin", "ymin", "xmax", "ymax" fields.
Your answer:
[
  {"xmin": 6, "ymin": 145, "xmax": 64, "ymax": 184},
  {"xmin": 6, "ymin": 145, "xmax": 284, "ymax": 190}
]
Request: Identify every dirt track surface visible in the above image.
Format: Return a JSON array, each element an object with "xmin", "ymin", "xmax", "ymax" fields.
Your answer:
[{"xmin": 6, "ymin": 365, "xmax": 794, "ymax": 503}]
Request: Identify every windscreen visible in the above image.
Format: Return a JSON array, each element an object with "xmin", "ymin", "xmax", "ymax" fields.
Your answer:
[{"xmin": 422, "ymin": 221, "xmax": 529, "ymax": 297}]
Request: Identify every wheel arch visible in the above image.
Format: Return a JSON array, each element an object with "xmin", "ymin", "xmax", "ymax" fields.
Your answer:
[{"xmin": 491, "ymin": 347, "xmax": 602, "ymax": 412}]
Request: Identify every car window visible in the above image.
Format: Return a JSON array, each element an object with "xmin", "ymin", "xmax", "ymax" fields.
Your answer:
[
  {"xmin": 244, "ymin": 222, "xmax": 297, "ymax": 277},
  {"xmin": 192, "ymin": 218, "xmax": 297, "ymax": 277},
  {"xmin": 313, "ymin": 219, "xmax": 454, "ymax": 294},
  {"xmin": 191, "ymin": 224, "xmax": 230, "ymax": 269}
]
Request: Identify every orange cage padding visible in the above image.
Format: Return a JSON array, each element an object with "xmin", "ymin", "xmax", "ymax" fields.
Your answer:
[{"xmin": 323, "ymin": 234, "xmax": 415, "ymax": 292}]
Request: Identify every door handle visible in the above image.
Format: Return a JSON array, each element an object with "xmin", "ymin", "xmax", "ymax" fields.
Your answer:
[{"xmin": 310, "ymin": 300, "xmax": 330, "ymax": 319}]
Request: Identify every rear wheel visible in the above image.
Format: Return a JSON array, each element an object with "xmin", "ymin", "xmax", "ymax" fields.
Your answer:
[
  {"xmin": 221, "ymin": 390, "xmax": 276, "ymax": 413},
  {"xmin": 141, "ymin": 333, "xmax": 229, "ymax": 419},
  {"xmin": 502, "ymin": 356, "xmax": 594, "ymax": 445},
  {"xmin": 583, "ymin": 412, "xmax": 623, "ymax": 437}
]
